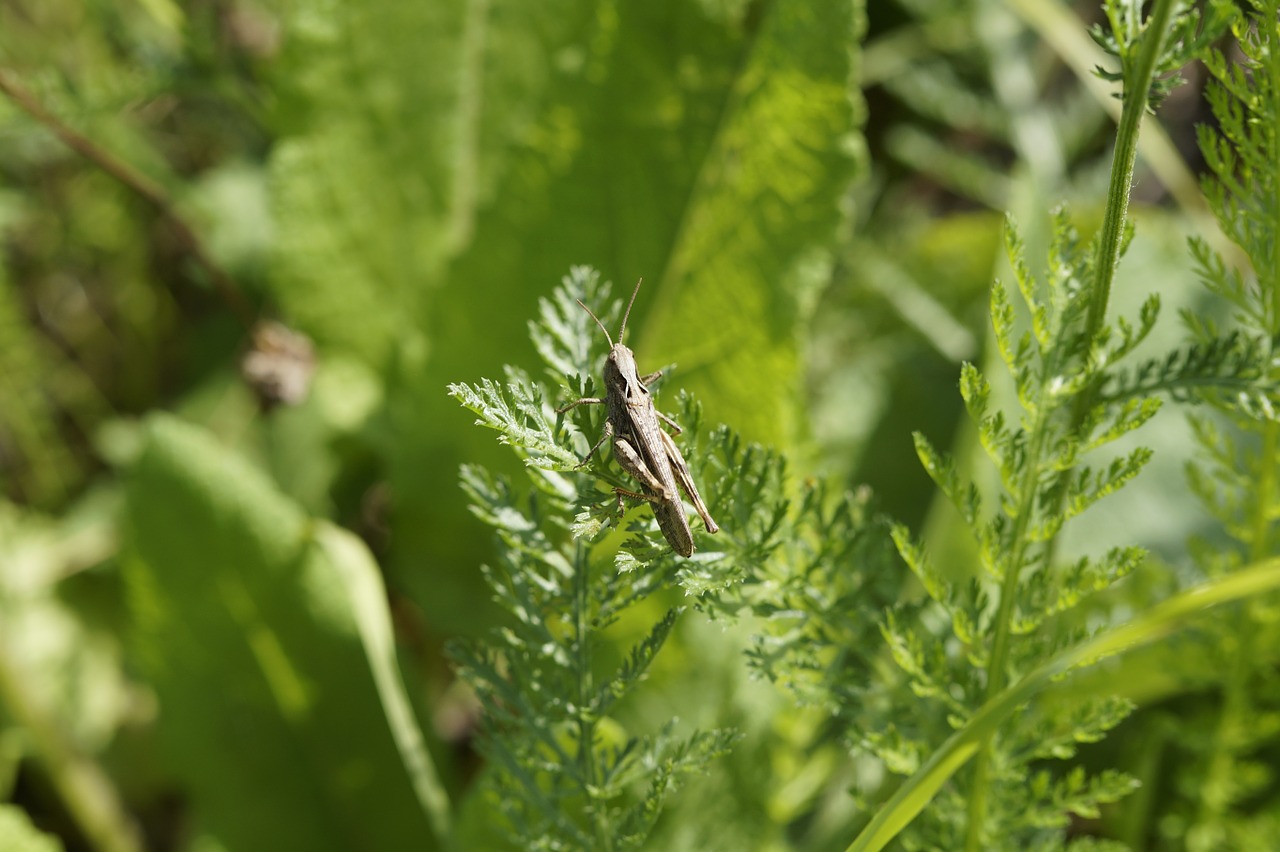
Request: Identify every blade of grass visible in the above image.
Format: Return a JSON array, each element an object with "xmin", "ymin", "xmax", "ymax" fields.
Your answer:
[{"xmin": 314, "ymin": 523, "xmax": 452, "ymax": 839}]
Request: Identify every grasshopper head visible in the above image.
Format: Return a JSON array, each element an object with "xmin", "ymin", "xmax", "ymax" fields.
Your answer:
[
  {"xmin": 604, "ymin": 342, "xmax": 643, "ymax": 390},
  {"xmin": 577, "ymin": 278, "xmax": 645, "ymax": 382}
]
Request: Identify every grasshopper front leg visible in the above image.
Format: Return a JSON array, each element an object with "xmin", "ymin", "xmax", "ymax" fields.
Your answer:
[
  {"xmin": 557, "ymin": 396, "xmax": 608, "ymax": 467},
  {"xmin": 556, "ymin": 396, "xmax": 604, "ymax": 412},
  {"xmin": 574, "ymin": 418, "xmax": 614, "ymax": 468}
]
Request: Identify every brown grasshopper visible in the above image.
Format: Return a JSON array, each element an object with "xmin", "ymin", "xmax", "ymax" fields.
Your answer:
[{"xmin": 557, "ymin": 279, "xmax": 719, "ymax": 557}]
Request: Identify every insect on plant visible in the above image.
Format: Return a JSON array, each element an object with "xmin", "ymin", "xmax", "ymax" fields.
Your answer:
[{"xmin": 557, "ymin": 279, "xmax": 719, "ymax": 557}]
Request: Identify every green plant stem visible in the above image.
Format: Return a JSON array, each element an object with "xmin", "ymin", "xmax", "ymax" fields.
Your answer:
[
  {"xmin": 573, "ymin": 543, "xmax": 610, "ymax": 851},
  {"xmin": 448, "ymin": 0, "xmax": 488, "ymax": 252},
  {"xmin": 848, "ymin": 557, "xmax": 1280, "ymax": 852},
  {"xmin": 1040, "ymin": 0, "xmax": 1181, "ymax": 596},
  {"xmin": 963, "ymin": 7, "xmax": 1179, "ymax": 846},
  {"xmin": 1248, "ymin": 422, "xmax": 1279, "ymax": 570},
  {"xmin": 962, "ymin": 394, "xmax": 1054, "ymax": 852},
  {"xmin": 1084, "ymin": 0, "xmax": 1176, "ymax": 337},
  {"xmin": 1002, "ymin": 0, "xmax": 1226, "ymax": 253}
]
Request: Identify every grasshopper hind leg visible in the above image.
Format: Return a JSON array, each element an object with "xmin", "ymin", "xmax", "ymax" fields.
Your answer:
[{"xmin": 612, "ymin": 437, "xmax": 672, "ymax": 500}]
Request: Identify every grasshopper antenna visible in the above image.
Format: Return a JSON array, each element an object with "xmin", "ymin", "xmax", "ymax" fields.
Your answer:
[
  {"xmin": 575, "ymin": 299, "xmax": 614, "ymax": 348},
  {"xmin": 618, "ymin": 278, "xmax": 643, "ymax": 344}
]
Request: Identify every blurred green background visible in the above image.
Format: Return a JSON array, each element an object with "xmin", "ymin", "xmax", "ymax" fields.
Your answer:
[{"xmin": 0, "ymin": 0, "xmax": 1242, "ymax": 849}]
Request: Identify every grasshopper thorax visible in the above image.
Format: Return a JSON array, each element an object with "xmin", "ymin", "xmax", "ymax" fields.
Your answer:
[{"xmin": 604, "ymin": 342, "xmax": 643, "ymax": 389}]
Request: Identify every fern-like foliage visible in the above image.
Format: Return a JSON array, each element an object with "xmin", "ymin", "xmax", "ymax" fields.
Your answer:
[
  {"xmin": 742, "ymin": 482, "xmax": 903, "ymax": 713},
  {"xmin": 870, "ymin": 209, "xmax": 1159, "ymax": 848},
  {"xmin": 1097, "ymin": 324, "xmax": 1274, "ymax": 408},
  {"xmin": 448, "ymin": 266, "xmax": 850, "ymax": 848},
  {"xmin": 1091, "ymin": 0, "xmax": 1235, "ymax": 108},
  {"xmin": 836, "ymin": 7, "xmax": 1252, "ymax": 844},
  {"xmin": 1157, "ymin": 2, "xmax": 1280, "ymax": 846}
]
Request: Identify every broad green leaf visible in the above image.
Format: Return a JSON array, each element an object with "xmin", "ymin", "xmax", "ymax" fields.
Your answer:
[
  {"xmin": 267, "ymin": 0, "xmax": 594, "ymax": 364},
  {"xmin": 267, "ymin": 1, "xmax": 459, "ymax": 362},
  {"xmin": 640, "ymin": 0, "xmax": 865, "ymax": 444},
  {"xmin": 122, "ymin": 416, "xmax": 447, "ymax": 851},
  {"xmin": 268, "ymin": 0, "xmax": 864, "ymax": 397},
  {"xmin": 266, "ymin": 0, "xmax": 867, "ymax": 623}
]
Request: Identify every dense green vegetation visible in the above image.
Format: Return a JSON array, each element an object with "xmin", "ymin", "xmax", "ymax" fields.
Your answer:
[{"xmin": 3, "ymin": 1, "xmax": 1280, "ymax": 849}]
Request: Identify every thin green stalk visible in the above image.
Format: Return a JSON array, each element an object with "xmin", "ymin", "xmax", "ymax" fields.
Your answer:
[
  {"xmin": 573, "ymin": 543, "xmax": 610, "ymax": 851},
  {"xmin": 849, "ymin": 557, "xmax": 1280, "ymax": 852},
  {"xmin": 963, "ymin": 6, "xmax": 1179, "ymax": 846},
  {"xmin": 1041, "ymin": 0, "xmax": 1181, "ymax": 579},
  {"xmin": 448, "ymin": 0, "xmax": 489, "ymax": 251},
  {"xmin": 315, "ymin": 525, "xmax": 452, "ymax": 841},
  {"xmin": 1003, "ymin": 0, "xmax": 1222, "ymax": 246},
  {"xmin": 963, "ymin": 397, "xmax": 1054, "ymax": 852},
  {"xmin": 1084, "ymin": 0, "xmax": 1176, "ymax": 337},
  {"xmin": 1248, "ymin": 424, "xmax": 1279, "ymax": 566}
]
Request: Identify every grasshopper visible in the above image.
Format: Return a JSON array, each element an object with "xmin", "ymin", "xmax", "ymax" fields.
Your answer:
[{"xmin": 557, "ymin": 279, "xmax": 719, "ymax": 557}]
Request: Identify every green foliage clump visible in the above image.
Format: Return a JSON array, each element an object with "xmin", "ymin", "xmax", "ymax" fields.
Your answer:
[
  {"xmin": 1090, "ymin": 0, "xmax": 1235, "ymax": 108},
  {"xmin": 449, "ymin": 267, "xmax": 867, "ymax": 848},
  {"xmin": 1157, "ymin": 1, "xmax": 1280, "ymax": 846},
  {"xmin": 11, "ymin": 1, "xmax": 1280, "ymax": 851},
  {"xmin": 799, "ymin": 4, "xmax": 1275, "ymax": 850},
  {"xmin": 881, "ymin": 210, "xmax": 1155, "ymax": 848}
]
